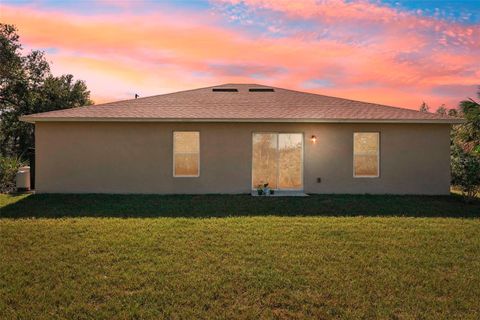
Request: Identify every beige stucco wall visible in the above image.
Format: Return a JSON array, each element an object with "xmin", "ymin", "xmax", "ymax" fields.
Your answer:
[{"xmin": 35, "ymin": 122, "xmax": 452, "ymax": 194}]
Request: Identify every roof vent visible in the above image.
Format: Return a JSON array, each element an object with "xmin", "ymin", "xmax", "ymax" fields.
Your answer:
[
  {"xmin": 249, "ymin": 88, "xmax": 274, "ymax": 92},
  {"xmin": 212, "ymin": 88, "xmax": 238, "ymax": 92}
]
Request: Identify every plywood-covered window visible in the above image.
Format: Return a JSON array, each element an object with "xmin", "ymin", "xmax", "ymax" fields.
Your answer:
[
  {"xmin": 354, "ymin": 132, "xmax": 379, "ymax": 178},
  {"xmin": 252, "ymin": 133, "xmax": 303, "ymax": 190},
  {"xmin": 278, "ymin": 134, "xmax": 303, "ymax": 189},
  {"xmin": 173, "ymin": 131, "xmax": 200, "ymax": 177},
  {"xmin": 252, "ymin": 133, "xmax": 278, "ymax": 188}
]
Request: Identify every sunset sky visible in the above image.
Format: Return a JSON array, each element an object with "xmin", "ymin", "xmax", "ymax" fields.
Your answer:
[{"xmin": 1, "ymin": 0, "xmax": 479, "ymax": 110}]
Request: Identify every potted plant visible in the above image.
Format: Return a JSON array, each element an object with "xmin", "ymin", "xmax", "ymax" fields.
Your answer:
[
  {"xmin": 263, "ymin": 183, "xmax": 270, "ymax": 196},
  {"xmin": 256, "ymin": 184, "xmax": 264, "ymax": 195}
]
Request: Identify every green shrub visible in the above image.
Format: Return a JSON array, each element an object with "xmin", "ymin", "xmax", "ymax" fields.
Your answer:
[
  {"xmin": 451, "ymin": 143, "xmax": 480, "ymax": 201},
  {"xmin": 0, "ymin": 156, "xmax": 25, "ymax": 193}
]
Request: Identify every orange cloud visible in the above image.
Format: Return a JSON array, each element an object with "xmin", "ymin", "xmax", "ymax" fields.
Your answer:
[{"xmin": 1, "ymin": 1, "xmax": 478, "ymax": 110}]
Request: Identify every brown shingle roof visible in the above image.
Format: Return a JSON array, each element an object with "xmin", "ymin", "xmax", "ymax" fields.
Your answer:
[{"xmin": 21, "ymin": 83, "xmax": 461, "ymax": 123}]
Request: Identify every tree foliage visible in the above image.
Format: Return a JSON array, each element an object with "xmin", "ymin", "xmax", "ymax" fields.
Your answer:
[
  {"xmin": 448, "ymin": 108, "xmax": 459, "ymax": 117},
  {"xmin": 456, "ymin": 88, "xmax": 480, "ymax": 154},
  {"xmin": 436, "ymin": 104, "xmax": 447, "ymax": 115},
  {"xmin": 451, "ymin": 87, "xmax": 480, "ymax": 200},
  {"xmin": 451, "ymin": 143, "xmax": 480, "ymax": 200},
  {"xmin": 0, "ymin": 23, "xmax": 92, "ymax": 157},
  {"xmin": 0, "ymin": 155, "xmax": 25, "ymax": 193},
  {"xmin": 419, "ymin": 101, "xmax": 429, "ymax": 113}
]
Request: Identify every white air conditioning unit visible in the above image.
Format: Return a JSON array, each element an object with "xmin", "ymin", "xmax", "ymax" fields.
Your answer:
[{"xmin": 16, "ymin": 166, "xmax": 31, "ymax": 191}]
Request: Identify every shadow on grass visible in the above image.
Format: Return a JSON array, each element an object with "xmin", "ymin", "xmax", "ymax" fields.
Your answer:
[{"xmin": 1, "ymin": 193, "xmax": 479, "ymax": 219}]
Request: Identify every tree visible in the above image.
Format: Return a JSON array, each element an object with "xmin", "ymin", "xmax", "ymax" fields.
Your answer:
[
  {"xmin": 0, "ymin": 24, "xmax": 92, "ymax": 157},
  {"xmin": 448, "ymin": 108, "xmax": 459, "ymax": 117},
  {"xmin": 419, "ymin": 101, "xmax": 429, "ymax": 113},
  {"xmin": 451, "ymin": 87, "xmax": 480, "ymax": 200},
  {"xmin": 436, "ymin": 104, "xmax": 447, "ymax": 115},
  {"xmin": 456, "ymin": 87, "xmax": 480, "ymax": 154},
  {"xmin": 451, "ymin": 143, "xmax": 480, "ymax": 201}
]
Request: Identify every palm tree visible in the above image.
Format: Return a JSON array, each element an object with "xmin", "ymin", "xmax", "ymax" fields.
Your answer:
[{"xmin": 457, "ymin": 86, "xmax": 480, "ymax": 153}]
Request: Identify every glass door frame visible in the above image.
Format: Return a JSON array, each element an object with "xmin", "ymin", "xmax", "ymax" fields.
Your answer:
[{"xmin": 251, "ymin": 132, "xmax": 305, "ymax": 191}]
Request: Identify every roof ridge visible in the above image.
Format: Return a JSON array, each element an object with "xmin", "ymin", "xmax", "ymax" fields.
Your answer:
[
  {"xmin": 96, "ymin": 84, "xmax": 225, "ymax": 107},
  {"xmin": 95, "ymin": 83, "xmax": 276, "ymax": 107}
]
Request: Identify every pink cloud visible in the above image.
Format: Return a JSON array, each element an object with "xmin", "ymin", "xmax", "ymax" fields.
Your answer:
[{"xmin": 1, "ymin": 1, "xmax": 478, "ymax": 110}]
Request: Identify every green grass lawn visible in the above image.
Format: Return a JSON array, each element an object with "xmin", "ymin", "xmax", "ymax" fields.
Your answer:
[
  {"xmin": 1, "ymin": 193, "xmax": 479, "ymax": 218},
  {"xmin": 1, "ymin": 194, "xmax": 479, "ymax": 319}
]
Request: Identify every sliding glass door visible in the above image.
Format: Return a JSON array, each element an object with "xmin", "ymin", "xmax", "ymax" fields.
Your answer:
[
  {"xmin": 252, "ymin": 133, "xmax": 303, "ymax": 190},
  {"xmin": 252, "ymin": 133, "xmax": 278, "ymax": 189}
]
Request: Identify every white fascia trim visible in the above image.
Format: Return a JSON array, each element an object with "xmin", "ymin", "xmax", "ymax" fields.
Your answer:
[{"xmin": 20, "ymin": 116, "xmax": 465, "ymax": 124}]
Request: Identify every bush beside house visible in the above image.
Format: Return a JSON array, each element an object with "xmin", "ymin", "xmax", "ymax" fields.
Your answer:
[
  {"xmin": 0, "ymin": 156, "xmax": 24, "ymax": 193},
  {"xmin": 449, "ymin": 87, "xmax": 480, "ymax": 200}
]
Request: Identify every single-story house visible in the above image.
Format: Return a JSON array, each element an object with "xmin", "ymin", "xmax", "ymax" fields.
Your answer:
[{"xmin": 21, "ymin": 84, "xmax": 462, "ymax": 195}]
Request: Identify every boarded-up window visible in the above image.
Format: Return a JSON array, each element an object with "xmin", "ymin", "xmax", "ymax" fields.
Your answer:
[
  {"xmin": 252, "ymin": 133, "xmax": 278, "ymax": 188},
  {"xmin": 278, "ymin": 134, "xmax": 303, "ymax": 189},
  {"xmin": 252, "ymin": 133, "xmax": 303, "ymax": 189},
  {"xmin": 174, "ymin": 131, "xmax": 199, "ymax": 177},
  {"xmin": 354, "ymin": 132, "xmax": 379, "ymax": 177}
]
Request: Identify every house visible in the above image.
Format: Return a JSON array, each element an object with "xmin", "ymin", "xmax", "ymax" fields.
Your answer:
[{"xmin": 20, "ymin": 84, "xmax": 462, "ymax": 195}]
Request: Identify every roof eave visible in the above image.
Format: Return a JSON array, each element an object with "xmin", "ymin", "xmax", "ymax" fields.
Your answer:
[{"xmin": 20, "ymin": 116, "xmax": 465, "ymax": 124}]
